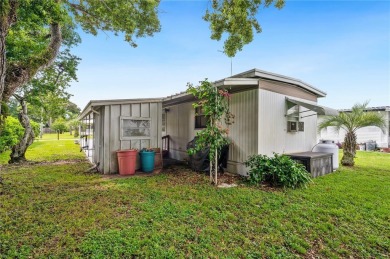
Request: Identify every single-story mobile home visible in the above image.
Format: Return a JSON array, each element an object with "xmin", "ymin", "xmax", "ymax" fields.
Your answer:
[
  {"xmin": 318, "ymin": 106, "xmax": 390, "ymax": 148},
  {"xmin": 79, "ymin": 68, "xmax": 337, "ymax": 175}
]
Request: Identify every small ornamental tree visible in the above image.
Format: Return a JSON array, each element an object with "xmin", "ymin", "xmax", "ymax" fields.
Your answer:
[
  {"xmin": 318, "ymin": 101, "xmax": 386, "ymax": 166},
  {"xmin": 51, "ymin": 118, "xmax": 68, "ymax": 140},
  {"xmin": 187, "ymin": 79, "xmax": 234, "ymax": 185}
]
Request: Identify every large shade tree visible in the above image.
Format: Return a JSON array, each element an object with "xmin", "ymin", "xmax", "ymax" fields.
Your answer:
[
  {"xmin": 8, "ymin": 48, "xmax": 80, "ymax": 163},
  {"xmin": 0, "ymin": 0, "xmax": 284, "ymax": 121},
  {"xmin": 318, "ymin": 102, "xmax": 386, "ymax": 166}
]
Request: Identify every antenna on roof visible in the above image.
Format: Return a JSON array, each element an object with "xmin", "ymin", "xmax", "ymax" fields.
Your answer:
[{"xmin": 218, "ymin": 50, "xmax": 232, "ymax": 76}]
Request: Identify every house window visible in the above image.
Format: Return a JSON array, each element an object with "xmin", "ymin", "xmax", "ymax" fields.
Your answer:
[
  {"xmin": 121, "ymin": 117, "xmax": 151, "ymax": 139},
  {"xmin": 195, "ymin": 107, "xmax": 208, "ymax": 129}
]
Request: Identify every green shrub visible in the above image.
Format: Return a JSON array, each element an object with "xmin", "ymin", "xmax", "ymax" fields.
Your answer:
[
  {"xmin": 244, "ymin": 153, "xmax": 312, "ymax": 189},
  {"xmin": 0, "ymin": 117, "xmax": 41, "ymax": 153},
  {"xmin": 0, "ymin": 116, "xmax": 24, "ymax": 152},
  {"xmin": 31, "ymin": 120, "xmax": 40, "ymax": 137}
]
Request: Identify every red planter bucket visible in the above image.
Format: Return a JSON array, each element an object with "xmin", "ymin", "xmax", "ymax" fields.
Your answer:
[{"xmin": 117, "ymin": 149, "xmax": 137, "ymax": 175}]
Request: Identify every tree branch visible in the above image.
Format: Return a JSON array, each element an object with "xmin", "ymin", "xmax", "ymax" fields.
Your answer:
[{"xmin": 4, "ymin": 22, "xmax": 62, "ymax": 102}]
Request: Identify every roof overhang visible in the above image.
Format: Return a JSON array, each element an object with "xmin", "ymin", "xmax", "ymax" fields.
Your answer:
[
  {"xmin": 163, "ymin": 78, "xmax": 259, "ymax": 107},
  {"xmin": 231, "ymin": 68, "xmax": 327, "ymax": 97},
  {"xmin": 78, "ymin": 98, "xmax": 163, "ymax": 120},
  {"xmin": 339, "ymin": 106, "xmax": 390, "ymax": 112},
  {"xmin": 286, "ymin": 97, "xmax": 339, "ymax": 116}
]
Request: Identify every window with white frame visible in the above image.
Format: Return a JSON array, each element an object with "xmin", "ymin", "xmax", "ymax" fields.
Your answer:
[{"xmin": 121, "ymin": 117, "xmax": 151, "ymax": 139}]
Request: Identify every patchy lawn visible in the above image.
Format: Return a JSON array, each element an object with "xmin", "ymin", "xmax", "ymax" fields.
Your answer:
[{"xmin": 0, "ymin": 140, "xmax": 389, "ymax": 258}]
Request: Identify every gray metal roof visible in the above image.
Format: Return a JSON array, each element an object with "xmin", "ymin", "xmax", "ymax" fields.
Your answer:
[
  {"xmin": 162, "ymin": 68, "xmax": 327, "ymax": 106},
  {"xmin": 231, "ymin": 68, "xmax": 327, "ymax": 97},
  {"xmin": 339, "ymin": 106, "xmax": 390, "ymax": 112},
  {"xmin": 79, "ymin": 98, "xmax": 163, "ymax": 119}
]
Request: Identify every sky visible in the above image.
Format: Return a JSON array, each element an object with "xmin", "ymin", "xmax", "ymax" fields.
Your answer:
[{"xmin": 69, "ymin": 0, "xmax": 390, "ymax": 110}]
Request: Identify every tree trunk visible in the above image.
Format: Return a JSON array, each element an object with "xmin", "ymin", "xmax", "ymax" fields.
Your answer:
[
  {"xmin": 9, "ymin": 99, "xmax": 35, "ymax": 164},
  {"xmin": 341, "ymin": 131, "xmax": 356, "ymax": 166},
  {"xmin": 0, "ymin": 25, "xmax": 6, "ymax": 117},
  {"xmin": 0, "ymin": 1, "xmax": 18, "ymax": 119}
]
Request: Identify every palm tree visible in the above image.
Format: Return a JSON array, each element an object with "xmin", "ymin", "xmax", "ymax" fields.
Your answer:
[{"xmin": 318, "ymin": 101, "xmax": 386, "ymax": 166}]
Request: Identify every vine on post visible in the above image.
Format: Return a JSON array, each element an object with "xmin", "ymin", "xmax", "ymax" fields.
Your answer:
[{"xmin": 187, "ymin": 79, "xmax": 234, "ymax": 185}]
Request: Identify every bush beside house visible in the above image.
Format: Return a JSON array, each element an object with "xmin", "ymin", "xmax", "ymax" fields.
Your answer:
[{"xmin": 245, "ymin": 153, "xmax": 312, "ymax": 189}]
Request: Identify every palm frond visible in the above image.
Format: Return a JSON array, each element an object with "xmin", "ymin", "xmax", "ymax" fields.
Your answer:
[
  {"xmin": 356, "ymin": 112, "xmax": 386, "ymax": 133},
  {"xmin": 318, "ymin": 101, "xmax": 386, "ymax": 134}
]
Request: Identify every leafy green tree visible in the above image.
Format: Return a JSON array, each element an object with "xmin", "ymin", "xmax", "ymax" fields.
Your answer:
[
  {"xmin": 8, "ymin": 45, "xmax": 80, "ymax": 163},
  {"xmin": 187, "ymin": 80, "xmax": 234, "ymax": 184},
  {"xmin": 204, "ymin": 0, "xmax": 284, "ymax": 57},
  {"xmin": 0, "ymin": 0, "xmax": 160, "ymax": 119},
  {"xmin": 51, "ymin": 117, "xmax": 68, "ymax": 140},
  {"xmin": 67, "ymin": 118, "xmax": 81, "ymax": 137},
  {"xmin": 0, "ymin": 0, "xmax": 284, "ymax": 119},
  {"xmin": 318, "ymin": 101, "xmax": 386, "ymax": 166}
]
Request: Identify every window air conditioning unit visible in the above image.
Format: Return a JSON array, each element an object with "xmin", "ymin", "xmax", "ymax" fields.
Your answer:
[
  {"xmin": 298, "ymin": 122, "xmax": 304, "ymax": 132},
  {"xmin": 287, "ymin": 121, "xmax": 305, "ymax": 132},
  {"xmin": 287, "ymin": 121, "xmax": 298, "ymax": 132}
]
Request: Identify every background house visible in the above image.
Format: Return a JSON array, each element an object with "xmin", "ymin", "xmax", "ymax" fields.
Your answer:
[{"xmin": 318, "ymin": 106, "xmax": 390, "ymax": 148}]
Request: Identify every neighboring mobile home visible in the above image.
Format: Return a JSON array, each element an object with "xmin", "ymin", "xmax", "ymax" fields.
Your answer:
[
  {"xmin": 318, "ymin": 106, "xmax": 390, "ymax": 148},
  {"xmin": 79, "ymin": 68, "xmax": 337, "ymax": 175}
]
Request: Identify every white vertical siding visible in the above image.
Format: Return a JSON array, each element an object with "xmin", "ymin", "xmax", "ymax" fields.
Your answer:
[
  {"xmin": 120, "ymin": 104, "xmax": 131, "ymax": 150},
  {"xmin": 165, "ymin": 89, "xmax": 259, "ymax": 175},
  {"xmin": 103, "ymin": 106, "xmax": 110, "ymax": 173},
  {"xmin": 165, "ymin": 102, "xmax": 195, "ymax": 160},
  {"xmin": 258, "ymin": 89, "xmax": 317, "ymax": 156},
  {"xmin": 227, "ymin": 89, "xmax": 258, "ymax": 174},
  {"xmin": 98, "ymin": 101, "xmax": 162, "ymax": 174},
  {"xmin": 109, "ymin": 105, "xmax": 121, "ymax": 172},
  {"xmin": 165, "ymin": 88, "xmax": 318, "ymax": 175}
]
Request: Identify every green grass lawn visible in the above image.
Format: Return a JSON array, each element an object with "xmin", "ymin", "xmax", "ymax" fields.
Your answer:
[
  {"xmin": 37, "ymin": 132, "xmax": 79, "ymax": 140},
  {"xmin": 0, "ymin": 133, "xmax": 83, "ymax": 164},
  {"xmin": 0, "ymin": 140, "xmax": 389, "ymax": 258}
]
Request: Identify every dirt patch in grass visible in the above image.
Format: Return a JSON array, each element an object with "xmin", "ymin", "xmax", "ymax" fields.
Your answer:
[
  {"xmin": 1, "ymin": 159, "xmax": 88, "ymax": 169},
  {"xmin": 160, "ymin": 165, "xmax": 282, "ymax": 192},
  {"xmin": 162, "ymin": 165, "xmax": 245, "ymax": 186}
]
